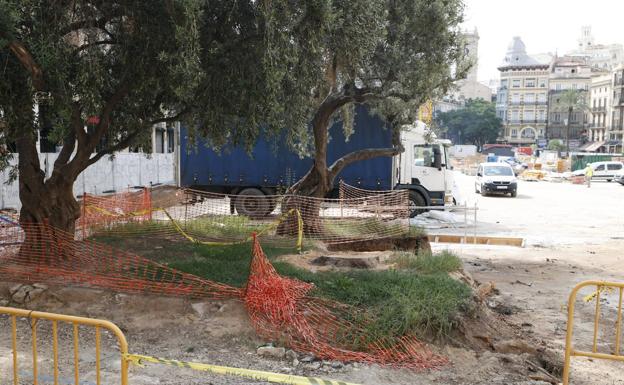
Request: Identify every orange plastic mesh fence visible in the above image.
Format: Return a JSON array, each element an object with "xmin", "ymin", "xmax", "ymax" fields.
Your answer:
[
  {"xmin": 245, "ymin": 234, "xmax": 447, "ymax": 369},
  {"xmin": 0, "ymin": 223, "xmax": 240, "ymax": 299},
  {"xmin": 0, "ymin": 221, "xmax": 445, "ymax": 370},
  {"xmin": 78, "ymin": 187, "xmax": 410, "ymax": 245}
]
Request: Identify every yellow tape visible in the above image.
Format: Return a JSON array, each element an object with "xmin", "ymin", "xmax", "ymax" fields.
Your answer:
[
  {"xmin": 86, "ymin": 203, "xmax": 304, "ymax": 252},
  {"xmin": 583, "ymin": 286, "xmax": 614, "ymax": 303},
  {"xmin": 125, "ymin": 354, "xmax": 360, "ymax": 385}
]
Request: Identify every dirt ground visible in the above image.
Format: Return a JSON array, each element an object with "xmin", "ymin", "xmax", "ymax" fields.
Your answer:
[
  {"xmin": 432, "ymin": 172, "xmax": 624, "ymax": 384},
  {"xmin": 1, "ymin": 175, "xmax": 623, "ymax": 384}
]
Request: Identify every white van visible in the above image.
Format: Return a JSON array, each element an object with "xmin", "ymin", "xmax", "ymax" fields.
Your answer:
[
  {"xmin": 573, "ymin": 161, "xmax": 624, "ymax": 182},
  {"xmin": 475, "ymin": 162, "xmax": 518, "ymax": 197}
]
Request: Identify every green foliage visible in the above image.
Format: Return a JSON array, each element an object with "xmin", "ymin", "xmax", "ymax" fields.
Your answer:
[
  {"xmin": 391, "ymin": 250, "xmax": 462, "ymax": 274},
  {"xmin": 273, "ymin": 263, "xmax": 471, "ymax": 339},
  {"xmin": 435, "ymin": 99, "xmax": 502, "ymax": 148},
  {"xmin": 547, "ymin": 139, "xmax": 566, "ymax": 152},
  {"xmin": 552, "ymin": 89, "xmax": 588, "ymax": 114}
]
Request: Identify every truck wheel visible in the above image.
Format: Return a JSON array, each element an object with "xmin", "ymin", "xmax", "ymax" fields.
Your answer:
[
  {"xmin": 408, "ymin": 191, "xmax": 427, "ymax": 218},
  {"xmin": 235, "ymin": 188, "xmax": 269, "ymax": 218}
]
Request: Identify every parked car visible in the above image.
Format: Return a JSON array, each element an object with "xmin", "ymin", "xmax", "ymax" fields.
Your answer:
[
  {"xmin": 572, "ymin": 161, "xmax": 624, "ymax": 182},
  {"xmin": 617, "ymin": 173, "xmax": 624, "ymax": 186},
  {"xmin": 475, "ymin": 162, "xmax": 518, "ymax": 197}
]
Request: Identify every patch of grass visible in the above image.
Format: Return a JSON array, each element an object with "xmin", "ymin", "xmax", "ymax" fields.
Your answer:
[
  {"xmin": 407, "ymin": 225, "xmax": 426, "ymax": 238},
  {"xmin": 272, "ymin": 262, "xmax": 471, "ymax": 339},
  {"xmin": 184, "ymin": 216, "xmax": 263, "ymax": 239},
  {"xmin": 90, "ymin": 221, "xmax": 468, "ymax": 341},
  {"xmin": 391, "ymin": 250, "xmax": 462, "ymax": 274},
  {"xmin": 323, "ymin": 218, "xmax": 408, "ymax": 239}
]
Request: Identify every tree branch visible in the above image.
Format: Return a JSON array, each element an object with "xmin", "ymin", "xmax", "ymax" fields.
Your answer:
[
  {"xmin": 89, "ymin": 81, "xmax": 130, "ymax": 148},
  {"xmin": 54, "ymin": 131, "xmax": 77, "ymax": 168},
  {"xmin": 83, "ymin": 130, "xmax": 142, "ymax": 170},
  {"xmin": 328, "ymin": 147, "xmax": 401, "ymax": 182},
  {"xmin": 1, "ymin": 37, "xmax": 45, "ymax": 91},
  {"xmin": 71, "ymin": 102, "xmax": 87, "ymax": 147}
]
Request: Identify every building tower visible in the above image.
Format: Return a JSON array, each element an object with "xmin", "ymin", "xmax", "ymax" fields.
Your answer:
[
  {"xmin": 463, "ymin": 28, "xmax": 479, "ymax": 83},
  {"xmin": 578, "ymin": 25, "xmax": 595, "ymax": 51}
]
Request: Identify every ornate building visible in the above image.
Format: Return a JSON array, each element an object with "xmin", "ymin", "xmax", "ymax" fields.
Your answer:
[{"xmin": 496, "ymin": 37, "xmax": 551, "ymax": 145}]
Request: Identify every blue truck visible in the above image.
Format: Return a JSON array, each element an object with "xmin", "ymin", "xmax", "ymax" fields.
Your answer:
[{"xmin": 178, "ymin": 107, "xmax": 454, "ymax": 217}]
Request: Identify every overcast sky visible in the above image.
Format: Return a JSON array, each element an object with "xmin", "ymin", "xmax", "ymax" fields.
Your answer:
[{"xmin": 462, "ymin": 0, "xmax": 624, "ymax": 82}]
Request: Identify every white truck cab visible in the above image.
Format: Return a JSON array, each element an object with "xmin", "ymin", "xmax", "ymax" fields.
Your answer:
[{"xmin": 395, "ymin": 122, "xmax": 454, "ymax": 216}]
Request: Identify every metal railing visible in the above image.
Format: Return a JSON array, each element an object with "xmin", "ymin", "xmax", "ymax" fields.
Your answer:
[
  {"xmin": 0, "ymin": 306, "xmax": 129, "ymax": 385},
  {"xmin": 562, "ymin": 281, "xmax": 624, "ymax": 385}
]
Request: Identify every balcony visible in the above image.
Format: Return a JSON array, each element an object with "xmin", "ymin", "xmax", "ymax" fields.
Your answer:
[
  {"xmin": 592, "ymin": 106, "xmax": 607, "ymax": 112},
  {"xmin": 509, "ymin": 100, "xmax": 548, "ymax": 106}
]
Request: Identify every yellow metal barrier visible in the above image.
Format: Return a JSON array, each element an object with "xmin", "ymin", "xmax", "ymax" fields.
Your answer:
[
  {"xmin": 2, "ymin": 306, "xmax": 361, "ymax": 385},
  {"xmin": 0, "ymin": 305, "xmax": 129, "ymax": 385},
  {"xmin": 563, "ymin": 280, "xmax": 624, "ymax": 385}
]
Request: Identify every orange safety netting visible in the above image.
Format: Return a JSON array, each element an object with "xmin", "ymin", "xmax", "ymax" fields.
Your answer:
[
  {"xmin": 77, "ymin": 187, "xmax": 410, "ymax": 246},
  {"xmin": 0, "ymin": 220, "xmax": 445, "ymax": 370},
  {"xmin": 245, "ymin": 234, "xmax": 447, "ymax": 369}
]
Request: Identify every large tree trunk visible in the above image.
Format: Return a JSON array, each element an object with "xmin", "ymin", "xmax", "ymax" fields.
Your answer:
[
  {"xmin": 277, "ymin": 95, "xmax": 401, "ymax": 238},
  {"xmin": 16, "ymin": 123, "xmax": 81, "ymax": 264}
]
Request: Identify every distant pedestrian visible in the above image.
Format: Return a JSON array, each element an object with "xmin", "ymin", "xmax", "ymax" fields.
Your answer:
[{"xmin": 584, "ymin": 164, "xmax": 593, "ymax": 188}]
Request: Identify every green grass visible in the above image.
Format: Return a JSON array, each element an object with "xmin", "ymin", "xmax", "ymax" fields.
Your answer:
[
  {"xmin": 272, "ymin": 262, "xmax": 471, "ymax": 339},
  {"xmin": 90, "ymin": 220, "xmax": 470, "ymax": 341},
  {"xmin": 391, "ymin": 250, "xmax": 463, "ymax": 274},
  {"xmin": 323, "ymin": 218, "xmax": 408, "ymax": 239}
]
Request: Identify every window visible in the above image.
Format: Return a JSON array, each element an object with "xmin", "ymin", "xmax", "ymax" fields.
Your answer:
[
  {"xmin": 538, "ymin": 93, "xmax": 547, "ymax": 102},
  {"xmin": 512, "ymin": 93, "xmax": 520, "ymax": 103},
  {"xmin": 414, "ymin": 145, "xmax": 433, "ymax": 167},
  {"xmin": 538, "ymin": 110, "xmax": 546, "ymax": 120},
  {"xmin": 556, "ymin": 83, "xmax": 562, "ymax": 91},
  {"xmin": 554, "ymin": 113, "xmax": 561, "ymax": 122},
  {"xmin": 607, "ymin": 163, "xmax": 622, "ymax": 171},
  {"xmin": 525, "ymin": 78, "xmax": 536, "ymax": 88},
  {"xmin": 595, "ymin": 165, "xmax": 605, "ymax": 171},
  {"xmin": 521, "ymin": 128, "xmax": 536, "ymax": 138},
  {"xmin": 524, "ymin": 111, "xmax": 535, "ymax": 121},
  {"xmin": 512, "ymin": 79, "xmax": 521, "ymax": 88},
  {"xmin": 511, "ymin": 110, "xmax": 519, "ymax": 121},
  {"xmin": 511, "ymin": 129, "xmax": 518, "ymax": 137},
  {"xmin": 483, "ymin": 166, "xmax": 514, "ymax": 176},
  {"xmin": 572, "ymin": 83, "xmax": 577, "ymax": 90},
  {"xmin": 524, "ymin": 94, "xmax": 535, "ymax": 103},
  {"xmin": 539, "ymin": 78, "xmax": 547, "ymax": 88}
]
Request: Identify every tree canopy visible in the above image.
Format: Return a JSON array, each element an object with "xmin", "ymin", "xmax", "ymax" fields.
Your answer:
[
  {"xmin": 0, "ymin": 0, "xmax": 468, "ymax": 232},
  {"xmin": 435, "ymin": 99, "xmax": 502, "ymax": 149}
]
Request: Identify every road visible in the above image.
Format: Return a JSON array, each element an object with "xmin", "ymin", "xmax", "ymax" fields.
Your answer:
[
  {"xmin": 434, "ymin": 172, "xmax": 624, "ymax": 385},
  {"xmin": 452, "ymin": 172, "xmax": 624, "ymax": 246}
]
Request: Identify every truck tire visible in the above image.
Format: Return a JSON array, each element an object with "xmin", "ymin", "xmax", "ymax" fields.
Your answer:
[
  {"xmin": 408, "ymin": 191, "xmax": 427, "ymax": 218},
  {"xmin": 235, "ymin": 188, "xmax": 269, "ymax": 218}
]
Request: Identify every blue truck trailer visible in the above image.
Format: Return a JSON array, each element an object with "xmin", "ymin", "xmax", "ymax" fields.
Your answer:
[{"xmin": 179, "ymin": 106, "xmax": 454, "ymax": 217}]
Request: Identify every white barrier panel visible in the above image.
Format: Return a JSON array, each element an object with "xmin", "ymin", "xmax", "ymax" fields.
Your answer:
[{"xmin": 0, "ymin": 152, "xmax": 175, "ymax": 210}]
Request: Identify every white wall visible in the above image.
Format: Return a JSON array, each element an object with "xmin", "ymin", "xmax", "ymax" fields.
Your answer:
[
  {"xmin": 0, "ymin": 153, "xmax": 175, "ymax": 210},
  {"xmin": 450, "ymin": 145, "xmax": 477, "ymax": 158}
]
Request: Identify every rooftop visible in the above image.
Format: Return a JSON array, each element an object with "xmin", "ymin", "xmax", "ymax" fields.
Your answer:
[{"xmin": 498, "ymin": 37, "xmax": 551, "ymax": 71}]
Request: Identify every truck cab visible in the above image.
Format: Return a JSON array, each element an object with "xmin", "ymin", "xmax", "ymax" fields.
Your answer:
[{"xmin": 396, "ymin": 122, "xmax": 453, "ymax": 217}]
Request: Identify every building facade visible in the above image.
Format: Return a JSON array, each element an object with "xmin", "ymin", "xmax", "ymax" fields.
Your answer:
[
  {"xmin": 546, "ymin": 57, "xmax": 591, "ymax": 147},
  {"xmin": 587, "ymin": 73, "xmax": 612, "ymax": 152},
  {"xmin": 610, "ymin": 65, "xmax": 624, "ymax": 153},
  {"xmin": 496, "ymin": 37, "xmax": 550, "ymax": 145}
]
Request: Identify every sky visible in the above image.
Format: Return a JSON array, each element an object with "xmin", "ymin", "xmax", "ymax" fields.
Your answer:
[{"xmin": 462, "ymin": 0, "xmax": 624, "ymax": 82}]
